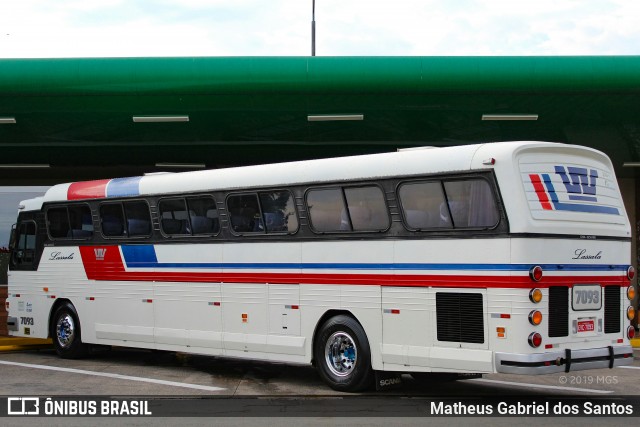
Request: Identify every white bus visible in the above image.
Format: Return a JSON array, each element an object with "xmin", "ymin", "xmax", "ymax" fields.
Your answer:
[{"xmin": 6, "ymin": 141, "xmax": 636, "ymax": 392}]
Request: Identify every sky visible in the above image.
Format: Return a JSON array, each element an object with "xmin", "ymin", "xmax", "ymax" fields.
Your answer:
[
  {"xmin": 0, "ymin": 1, "xmax": 639, "ymax": 245},
  {"xmin": 0, "ymin": 0, "xmax": 639, "ymax": 58}
]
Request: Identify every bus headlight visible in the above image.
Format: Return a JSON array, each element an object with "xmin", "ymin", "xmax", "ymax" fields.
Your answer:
[
  {"xmin": 528, "ymin": 332, "xmax": 542, "ymax": 348},
  {"xmin": 627, "ymin": 306, "xmax": 635, "ymax": 321},
  {"xmin": 528, "ymin": 310, "xmax": 543, "ymax": 326}
]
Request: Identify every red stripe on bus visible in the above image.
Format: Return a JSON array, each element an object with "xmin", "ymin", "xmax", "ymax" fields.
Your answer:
[
  {"xmin": 529, "ymin": 174, "xmax": 553, "ymax": 210},
  {"xmin": 79, "ymin": 245, "xmax": 126, "ymax": 278},
  {"xmin": 78, "ymin": 246, "xmax": 626, "ymax": 288},
  {"xmin": 67, "ymin": 179, "xmax": 110, "ymax": 200},
  {"xmin": 80, "ymin": 270, "xmax": 626, "ymax": 288}
]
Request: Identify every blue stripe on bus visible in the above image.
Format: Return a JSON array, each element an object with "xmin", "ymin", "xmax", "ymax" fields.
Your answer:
[
  {"xmin": 120, "ymin": 245, "xmax": 628, "ymax": 272},
  {"xmin": 106, "ymin": 176, "xmax": 142, "ymax": 198},
  {"xmin": 121, "ymin": 244, "xmax": 157, "ymax": 266},
  {"xmin": 541, "ymin": 174, "xmax": 620, "ymax": 215}
]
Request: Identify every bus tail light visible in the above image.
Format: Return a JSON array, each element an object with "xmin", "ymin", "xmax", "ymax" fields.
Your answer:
[
  {"xmin": 628, "ymin": 266, "xmax": 636, "ymax": 281},
  {"xmin": 627, "ymin": 306, "xmax": 636, "ymax": 321},
  {"xmin": 529, "ymin": 288, "xmax": 542, "ymax": 303},
  {"xmin": 528, "ymin": 332, "xmax": 542, "ymax": 348},
  {"xmin": 627, "ymin": 326, "xmax": 635, "ymax": 340},
  {"xmin": 528, "ymin": 310, "xmax": 543, "ymax": 326},
  {"xmin": 627, "ymin": 286, "xmax": 636, "ymax": 300},
  {"xmin": 529, "ymin": 266, "xmax": 543, "ymax": 282}
]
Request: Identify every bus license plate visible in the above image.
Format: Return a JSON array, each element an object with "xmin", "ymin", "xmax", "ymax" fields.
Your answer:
[
  {"xmin": 572, "ymin": 284, "xmax": 602, "ymax": 311},
  {"xmin": 577, "ymin": 319, "xmax": 595, "ymax": 333}
]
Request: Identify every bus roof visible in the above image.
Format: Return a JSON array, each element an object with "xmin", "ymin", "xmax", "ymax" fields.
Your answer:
[
  {"xmin": 25, "ymin": 141, "xmax": 610, "ymax": 209},
  {"xmin": 19, "ymin": 140, "xmax": 628, "ymax": 238},
  {"xmin": 37, "ymin": 141, "xmax": 524, "ymax": 204}
]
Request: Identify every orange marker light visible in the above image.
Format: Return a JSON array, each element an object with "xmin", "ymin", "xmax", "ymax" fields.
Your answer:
[
  {"xmin": 529, "ymin": 310, "xmax": 543, "ymax": 326},
  {"xmin": 627, "ymin": 306, "xmax": 635, "ymax": 321},
  {"xmin": 529, "ymin": 288, "xmax": 543, "ymax": 303}
]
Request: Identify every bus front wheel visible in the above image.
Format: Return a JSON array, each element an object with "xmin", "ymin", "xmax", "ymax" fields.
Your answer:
[
  {"xmin": 51, "ymin": 303, "xmax": 89, "ymax": 359},
  {"xmin": 314, "ymin": 315, "xmax": 373, "ymax": 392}
]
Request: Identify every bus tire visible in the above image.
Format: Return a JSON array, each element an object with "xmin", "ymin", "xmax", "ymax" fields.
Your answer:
[
  {"xmin": 51, "ymin": 303, "xmax": 89, "ymax": 359},
  {"xmin": 314, "ymin": 315, "xmax": 373, "ymax": 392}
]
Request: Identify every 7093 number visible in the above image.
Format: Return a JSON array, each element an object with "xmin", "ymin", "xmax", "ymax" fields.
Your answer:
[
  {"xmin": 575, "ymin": 290, "xmax": 600, "ymax": 305},
  {"xmin": 20, "ymin": 317, "xmax": 34, "ymax": 326},
  {"xmin": 572, "ymin": 285, "xmax": 602, "ymax": 311}
]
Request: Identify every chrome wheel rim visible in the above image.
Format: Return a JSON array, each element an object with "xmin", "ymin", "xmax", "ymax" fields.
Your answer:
[
  {"xmin": 56, "ymin": 314, "xmax": 75, "ymax": 349},
  {"xmin": 324, "ymin": 331, "xmax": 357, "ymax": 377}
]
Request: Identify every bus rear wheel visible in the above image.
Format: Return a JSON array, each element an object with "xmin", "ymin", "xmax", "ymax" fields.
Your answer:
[
  {"xmin": 51, "ymin": 303, "xmax": 89, "ymax": 358},
  {"xmin": 314, "ymin": 315, "xmax": 373, "ymax": 392}
]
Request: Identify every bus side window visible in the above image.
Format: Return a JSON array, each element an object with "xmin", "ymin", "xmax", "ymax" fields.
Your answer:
[
  {"xmin": 186, "ymin": 196, "xmax": 219, "ymax": 235},
  {"xmin": 47, "ymin": 207, "xmax": 71, "ymax": 238},
  {"xmin": 68, "ymin": 205, "xmax": 93, "ymax": 238},
  {"xmin": 259, "ymin": 191, "xmax": 298, "ymax": 234},
  {"xmin": 159, "ymin": 198, "xmax": 190, "ymax": 236},
  {"xmin": 398, "ymin": 181, "xmax": 451, "ymax": 230},
  {"xmin": 227, "ymin": 194, "xmax": 263, "ymax": 233},
  {"xmin": 443, "ymin": 179, "xmax": 499, "ymax": 228},
  {"xmin": 100, "ymin": 203, "xmax": 126, "ymax": 237},
  {"xmin": 306, "ymin": 188, "xmax": 346, "ymax": 232},
  {"xmin": 344, "ymin": 186, "xmax": 389, "ymax": 232},
  {"xmin": 47, "ymin": 205, "xmax": 93, "ymax": 239},
  {"xmin": 124, "ymin": 201, "xmax": 152, "ymax": 237}
]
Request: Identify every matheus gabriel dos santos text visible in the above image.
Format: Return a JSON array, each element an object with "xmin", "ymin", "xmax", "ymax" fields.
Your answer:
[{"xmin": 430, "ymin": 401, "xmax": 634, "ymax": 416}]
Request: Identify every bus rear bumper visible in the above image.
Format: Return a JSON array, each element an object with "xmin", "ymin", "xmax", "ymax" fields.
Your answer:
[{"xmin": 495, "ymin": 345, "xmax": 634, "ymax": 375}]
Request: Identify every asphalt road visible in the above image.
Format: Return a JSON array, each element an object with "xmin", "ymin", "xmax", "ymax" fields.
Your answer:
[{"xmin": 0, "ymin": 346, "xmax": 639, "ymax": 426}]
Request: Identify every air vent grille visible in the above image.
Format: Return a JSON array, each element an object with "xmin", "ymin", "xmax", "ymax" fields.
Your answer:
[{"xmin": 436, "ymin": 292, "xmax": 484, "ymax": 344}]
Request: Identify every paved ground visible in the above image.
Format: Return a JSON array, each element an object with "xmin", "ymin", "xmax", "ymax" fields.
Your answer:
[{"xmin": 0, "ymin": 339, "xmax": 638, "ymax": 426}]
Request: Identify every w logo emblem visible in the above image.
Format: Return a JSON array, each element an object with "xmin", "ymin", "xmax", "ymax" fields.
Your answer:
[
  {"xmin": 94, "ymin": 248, "xmax": 107, "ymax": 261},
  {"xmin": 554, "ymin": 166, "xmax": 598, "ymax": 202}
]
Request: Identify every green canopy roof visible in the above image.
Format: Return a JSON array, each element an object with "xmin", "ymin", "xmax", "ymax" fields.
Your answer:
[{"xmin": 1, "ymin": 56, "xmax": 639, "ymax": 181}]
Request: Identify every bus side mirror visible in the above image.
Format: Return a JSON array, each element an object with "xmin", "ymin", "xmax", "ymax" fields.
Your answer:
[{"xmin": 9, "ymin": 223, "xmax": 17, "ymax": 250}]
